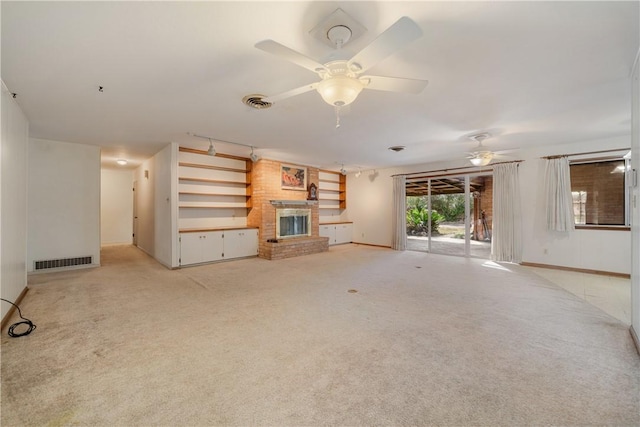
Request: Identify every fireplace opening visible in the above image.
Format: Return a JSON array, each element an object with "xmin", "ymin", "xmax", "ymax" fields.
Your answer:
[{"xmin": 276, "ymin": 208, "xmax": 311, "ymax": 239}]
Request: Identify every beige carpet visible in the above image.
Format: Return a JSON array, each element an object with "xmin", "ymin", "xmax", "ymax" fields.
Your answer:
[{"xmin": 1, "ymin": 244, "xmax": 639, "ymax": 426}]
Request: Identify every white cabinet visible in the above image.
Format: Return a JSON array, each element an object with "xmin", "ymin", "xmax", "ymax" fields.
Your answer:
[
  {"xmin": 319, "ymin": 223, "xmax": 352, "ymax": 245},
  {"xmin": 223, "ymin": 229, "xmax": 259, "ymax": 259},
  {"xmin": 335, "ymin": 223, "xmax": 353, "ymax": 244},
  {"xmin": 180, "ymin": 228, "xmax": 258, "ymax": 266},
  {"xmin": 319, "ymin": 225, "xmax": 333, "ymax": 241},
  {"xmin": 180, "ymin": 231, "xmax": 224, "ymax": 265}
]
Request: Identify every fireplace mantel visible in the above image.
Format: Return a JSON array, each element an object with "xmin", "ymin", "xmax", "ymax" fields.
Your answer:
[{"xmin": 270, "ymin": 200, "xmax": 318, "ymax": 207}]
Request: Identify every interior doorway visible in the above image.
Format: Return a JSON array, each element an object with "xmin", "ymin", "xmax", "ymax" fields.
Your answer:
[{"xmin": 405, "ymin": 173, "xmax": 493, "ymax": 258}]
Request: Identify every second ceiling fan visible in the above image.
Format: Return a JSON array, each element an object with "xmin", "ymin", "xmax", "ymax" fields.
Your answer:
[{"xmin": 255, "ymin": 10, "xmax": 429, "ymax": 108}]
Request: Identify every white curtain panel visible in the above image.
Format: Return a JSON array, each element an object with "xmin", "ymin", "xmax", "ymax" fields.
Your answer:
[
  {"xmin": 392, "ymin": 175, "xmax": 407, "ymax": 251},
  {"xmin": 491, "ymin": 163, "xmax": 523, "ymax": 263},
  {"xmin": 545, "ymin": 157, "xmax": 575, "ymax": 231}
]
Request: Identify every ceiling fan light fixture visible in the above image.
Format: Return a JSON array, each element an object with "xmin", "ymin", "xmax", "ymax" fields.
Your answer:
[
  {"xmin": 317, "ymin": 75, "xmax": 364, "ymax": 106},
  {"xmin": 470, "ymin": 153, "xmax": 492, "ymax": 167},
  {"xmin": 468, "ymin": 133, "xmax": 493, "ymax": 166}
]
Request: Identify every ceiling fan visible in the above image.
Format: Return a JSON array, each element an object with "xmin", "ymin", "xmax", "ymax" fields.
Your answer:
[
  {"xmin": 467, "ymin": 133, "xmax": 496, "ymax": 166},
  {"xmin": 254, "ymin": 11, "xmax": 429, "ymax": 109}
]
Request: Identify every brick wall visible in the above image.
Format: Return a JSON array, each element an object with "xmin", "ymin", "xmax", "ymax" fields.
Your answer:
[
  {"xmin": 248, "ymin": 159, "xmax": 328, "ymax": 259},
  {"xmin": 474, "ymin": 176, "xmax": 493, "ymax": 240}
]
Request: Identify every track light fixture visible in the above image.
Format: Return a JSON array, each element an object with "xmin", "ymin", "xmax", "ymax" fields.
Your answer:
[
  {"xmin": 250, "ymin": 147, "xmax": 259, "ymax": 162},
  {"xmin": 340, "ymin": 164, "xmax": 347, "ymax": 175},
  {"xmin": 190, "ymin": 132, "xmax": 259, "ymax": 161},
  {"xmin": 355, "ymin": 168, "xmax": 362, "ymax": 178},
  {"xmin": 207, "ymin": 139, "xmax": 216, "ymax": 156}
]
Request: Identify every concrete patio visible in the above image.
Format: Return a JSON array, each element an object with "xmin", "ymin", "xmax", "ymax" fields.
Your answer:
[{"xmin": 407, "ymin": 235, "xmax": 491, "ymax": 258}]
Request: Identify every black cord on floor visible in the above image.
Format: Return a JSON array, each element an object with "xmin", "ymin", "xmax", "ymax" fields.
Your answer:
[{"xmin": 1, "ymin": 298, "xmax": 36, "ymax": 337}]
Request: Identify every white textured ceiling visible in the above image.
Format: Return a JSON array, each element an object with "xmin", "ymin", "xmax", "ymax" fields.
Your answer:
[{"xmin": 2, "ymin": 1, "xmax": 638, "ymax": 171}]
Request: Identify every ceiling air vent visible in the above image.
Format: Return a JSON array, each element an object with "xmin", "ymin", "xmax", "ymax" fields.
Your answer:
[{"xmin": 242, "ymin": 94, "xmax": 272, "ymax": 109}]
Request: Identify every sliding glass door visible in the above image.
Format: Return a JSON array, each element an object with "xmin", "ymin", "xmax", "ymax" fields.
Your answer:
[{"xmin": 406, "ymin": 172, "xmax": 492, "ymax": 258}]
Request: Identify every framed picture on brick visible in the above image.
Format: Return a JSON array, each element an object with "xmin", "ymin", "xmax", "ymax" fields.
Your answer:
[{"xmin": 281, "ymin": 164, "xmax": 307, "ymax": 191}]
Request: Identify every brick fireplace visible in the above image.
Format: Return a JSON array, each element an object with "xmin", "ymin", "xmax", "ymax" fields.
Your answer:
[{"xmin": 247, "ymin": 159, "xmax": 329, "ymax": 260}]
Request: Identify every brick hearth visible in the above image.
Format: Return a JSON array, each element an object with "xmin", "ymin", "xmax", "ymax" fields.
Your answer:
[{"xmin": 261, "ymin": 236, "xmax": 329, "ymax": 260}]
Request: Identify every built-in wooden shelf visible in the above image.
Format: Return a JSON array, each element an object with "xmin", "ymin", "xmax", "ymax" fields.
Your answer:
[
  {"xmin": 178, "ymin": 177, "xmax": 249, "ymax": 186},
  {"xmin": 178, "ymin": 146, "xmax": 253, "ymax": 230},
  {"xmin": 179, "ymin": 191, "xmax": 250, "ymax": 197},
  {"xmin": 319, "ymin": 221, "xmax": 353, "ymax": 225},
  {"xmin": 179, "ymin": 162, "xmax": 247, "ymax": 173},
  {"xmin": 318, "ymin": 170, "xmax": 346, "ymax": 210},
  {"xmin": 179, "ymin": 147, "xmax": 248, "ymax": 162},
  {"xmin": 179, "ymin": 226, "xmax": 258, "ymax": 233},
  {"xmin": 179, "ymin": 204, "xmax": 249, "ymax": 209}
]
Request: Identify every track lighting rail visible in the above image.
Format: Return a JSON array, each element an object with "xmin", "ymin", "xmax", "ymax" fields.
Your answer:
[{"xmin": 188, "ymin": 132, "xmax": 260, "ymax": 161}]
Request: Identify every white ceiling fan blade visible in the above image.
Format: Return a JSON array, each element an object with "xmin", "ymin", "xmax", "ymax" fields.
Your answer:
[
  {"xmin": 347, "ymin": 16, "xmax": 422, "ymax": 73},
  {"xmin": 263, "ymin": 82, "xmax": 319, "ymax": 103},
  {"xmin": 361, "ymin": 75, "xmax": 428, "ymax": 94},
  {"xmin": 255, "ymin": 40, "xmax": 327, "ymax": 74}
]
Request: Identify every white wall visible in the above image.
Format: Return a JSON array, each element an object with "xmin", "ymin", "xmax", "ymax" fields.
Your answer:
[
  {"xmin": 154, "ymin": 143, "xmax": 178, "ymax": 268},
  {"xmin": 101, "ymin": 168, "xmax": 133, "ymax": 246},
  {"xmin": 1, "ymin": 81, "xmax": 29, "ymax": 319},
  {"xmin": 348, "ymin": 136, "xmax": 632, "ymax": 274},
  {"xmin": 348, "ymin": 168, "xmax": 396, "ymax": 247},
  {"xmin": 519, "ymin": 139, "xmax": 630, "ymax": 274},
  {"xmin": 133, "ymin": 143, "xmax": 177, "ymax": 268},
  {"xmin": 27, "ymin": 138, "xmax": 101, "ymax": 272},
  {"xmin": 630, "ymin": 47, "xmax": 640, "ymax": 341}
]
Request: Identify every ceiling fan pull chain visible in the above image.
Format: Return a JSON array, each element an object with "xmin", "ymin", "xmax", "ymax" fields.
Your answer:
[{"xmin": 335, "ymin": 105, "xmax": 341, "ymax": 129}]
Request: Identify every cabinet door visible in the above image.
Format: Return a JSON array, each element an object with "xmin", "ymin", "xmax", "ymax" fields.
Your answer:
[
  {"xmin": 224, "ymin": 229, "xmax": 258, "ymax": 259},
  {"xmin": 319, "ymin": 225, "xmax": 335, "ymax": 243},
  {"xmin": 243, "ymin": 229, "xmax": 259, "ymax": 257},
  {"xmin": 335, "ymin": 224, "xmax": 353, "ymax": 244},
  {"xmin": 180, "ymin": 233, "xmax": 203, "ymax": 266},
  {"xmin": 201, "ymin": 231, "xmax": 224, "ymax": 263}
]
